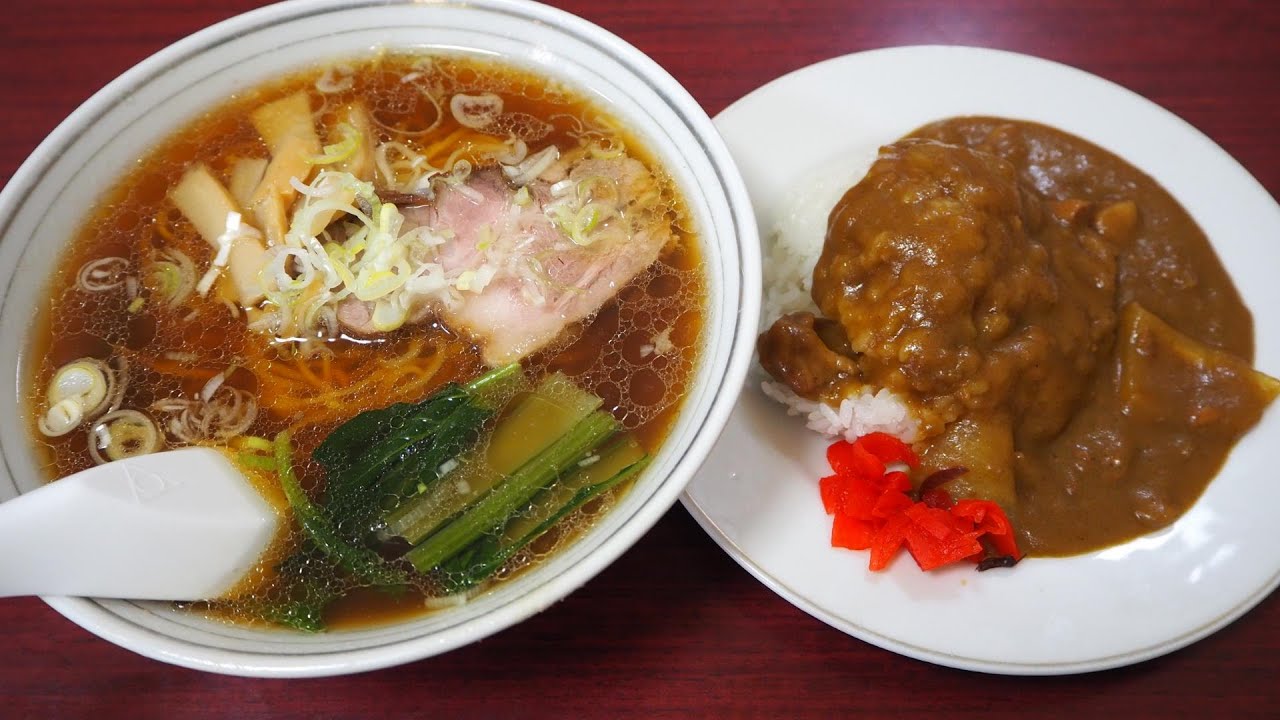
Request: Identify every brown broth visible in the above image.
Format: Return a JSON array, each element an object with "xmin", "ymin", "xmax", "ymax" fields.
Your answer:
[{"xmin": 27, "ymin": 52, "xmax": 705, "ymax": 630}]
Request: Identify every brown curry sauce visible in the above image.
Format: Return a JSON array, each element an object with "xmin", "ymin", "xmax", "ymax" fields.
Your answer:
[{"xmin": 758, "ymin": 117, "xmax": 1278, "ymax": 556}]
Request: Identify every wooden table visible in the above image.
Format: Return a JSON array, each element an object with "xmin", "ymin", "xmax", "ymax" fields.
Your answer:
[{"xmin": 2, "ymin": 1, "xmax": 1277, "ymax": 716}]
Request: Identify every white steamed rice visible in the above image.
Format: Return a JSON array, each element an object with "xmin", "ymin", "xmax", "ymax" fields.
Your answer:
[
  {"xmin": 760, "ymin": 380, "xmax": 919, "ymax": 443},
  {"xmin": 758, "ymin": 150, "xmax": 919, "ymax": 443}
]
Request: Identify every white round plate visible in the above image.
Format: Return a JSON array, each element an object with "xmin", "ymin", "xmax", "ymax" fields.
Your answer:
[{"xmin": 681, "ymin": 46, "xmax": 1280, "ymax": 675}]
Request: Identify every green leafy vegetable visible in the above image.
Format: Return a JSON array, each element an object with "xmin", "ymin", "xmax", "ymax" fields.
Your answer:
[
  {"xmin": 258, "ymin": 551, "xmax": 342, "ymax": 633},
  {"xmin": 404, "ymin": 410, "xmax": 619, "ymax": 573},
  {"xmin": 439, "ymin": 435, "xmax": 648, "ymax": 592},
  {"xmin": 374, "ymin": 402, "xmax": 492, "ymax": 500},
  {"xmin": 258, "ymin": 363, "xmax": 646, "ymax": 632},
  {"xmin": 382, "ymin": 371, "xmax": 603, "ymax": 545},
  {"xmin": 275, "ymin": 430, "xmax": 409, "ymax": 587},
  {"xmin": 320, "ymin": 387, "xmax": 468, "ymax": 509},
  {"xmin": 314, "ymin": 363, "xmax": 522, "ymax": 536}
]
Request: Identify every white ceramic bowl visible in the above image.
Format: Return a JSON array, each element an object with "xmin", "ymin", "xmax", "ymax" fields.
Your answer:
[{"xmin": 0, "ymin": 0, "xmax": 759, "ymax": 677}]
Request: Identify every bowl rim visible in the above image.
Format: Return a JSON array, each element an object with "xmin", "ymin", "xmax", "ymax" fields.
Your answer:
[{"xmin": 2, "ymin": 0, "xmax": 761, "ymax": 677}]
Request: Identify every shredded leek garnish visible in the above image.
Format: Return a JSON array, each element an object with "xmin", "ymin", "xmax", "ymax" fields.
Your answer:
[
  {"xmin": 308, "ymin": 123, "xmax": 361, "ymax": 165},
  {"xmin": 449, "ymin": 93, "xmax": 503, "ymax": 129},
  {"xmin": 315, "ymin": 64, "xmax": 355, "ymax": 94}
]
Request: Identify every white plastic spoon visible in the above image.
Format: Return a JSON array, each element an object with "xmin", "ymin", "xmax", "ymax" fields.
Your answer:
[{"xmin": 0, "ymin": 447, "xmax": 281, "ymax": 600}]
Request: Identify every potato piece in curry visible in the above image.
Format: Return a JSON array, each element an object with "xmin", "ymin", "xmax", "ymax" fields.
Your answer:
[{"xmin": 758, "ymin": 117, "xmax": 1278, "ymax": 556}]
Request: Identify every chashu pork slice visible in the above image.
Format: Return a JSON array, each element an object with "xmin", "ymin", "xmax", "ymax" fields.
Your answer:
[{"xmin": 339, "ymin": 155, "xmax": 672, "ymax": 365}]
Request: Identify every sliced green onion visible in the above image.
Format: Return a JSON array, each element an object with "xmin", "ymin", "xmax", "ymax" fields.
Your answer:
[
  {"xmin": 307, "ymin": 123, "xmax": 361, "ymax": 165},
  {"xmin": 238, "ymin": 452, "xmax": 277, "ymax": 471},
  {"xmin": 233, "ymin": 435, "xmax": 275, "ymax": 453},
  {"xmin": 576, "ymin": 175, "xmax": 619, "ymax": 206}
]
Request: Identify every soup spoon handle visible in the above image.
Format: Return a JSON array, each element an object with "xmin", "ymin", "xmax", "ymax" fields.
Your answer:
[{"xmin": 0, "ymin": 447, "xmax": 280, "ymax": 600}]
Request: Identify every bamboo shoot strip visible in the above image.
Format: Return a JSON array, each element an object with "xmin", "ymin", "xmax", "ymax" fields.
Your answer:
[{"xmin": 167, "ymin": 163, "xmax": 269, "ymax": 306}]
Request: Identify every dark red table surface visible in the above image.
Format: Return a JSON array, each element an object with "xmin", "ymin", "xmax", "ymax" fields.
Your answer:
[{"xmin": 2, "ymin": 0, "xmax": 1278, "ymax": 717}]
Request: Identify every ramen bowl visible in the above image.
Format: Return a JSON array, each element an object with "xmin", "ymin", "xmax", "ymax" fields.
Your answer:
[{"xmin": 0, "ymin": 0, "xmax": 758, "ymax": 677}]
